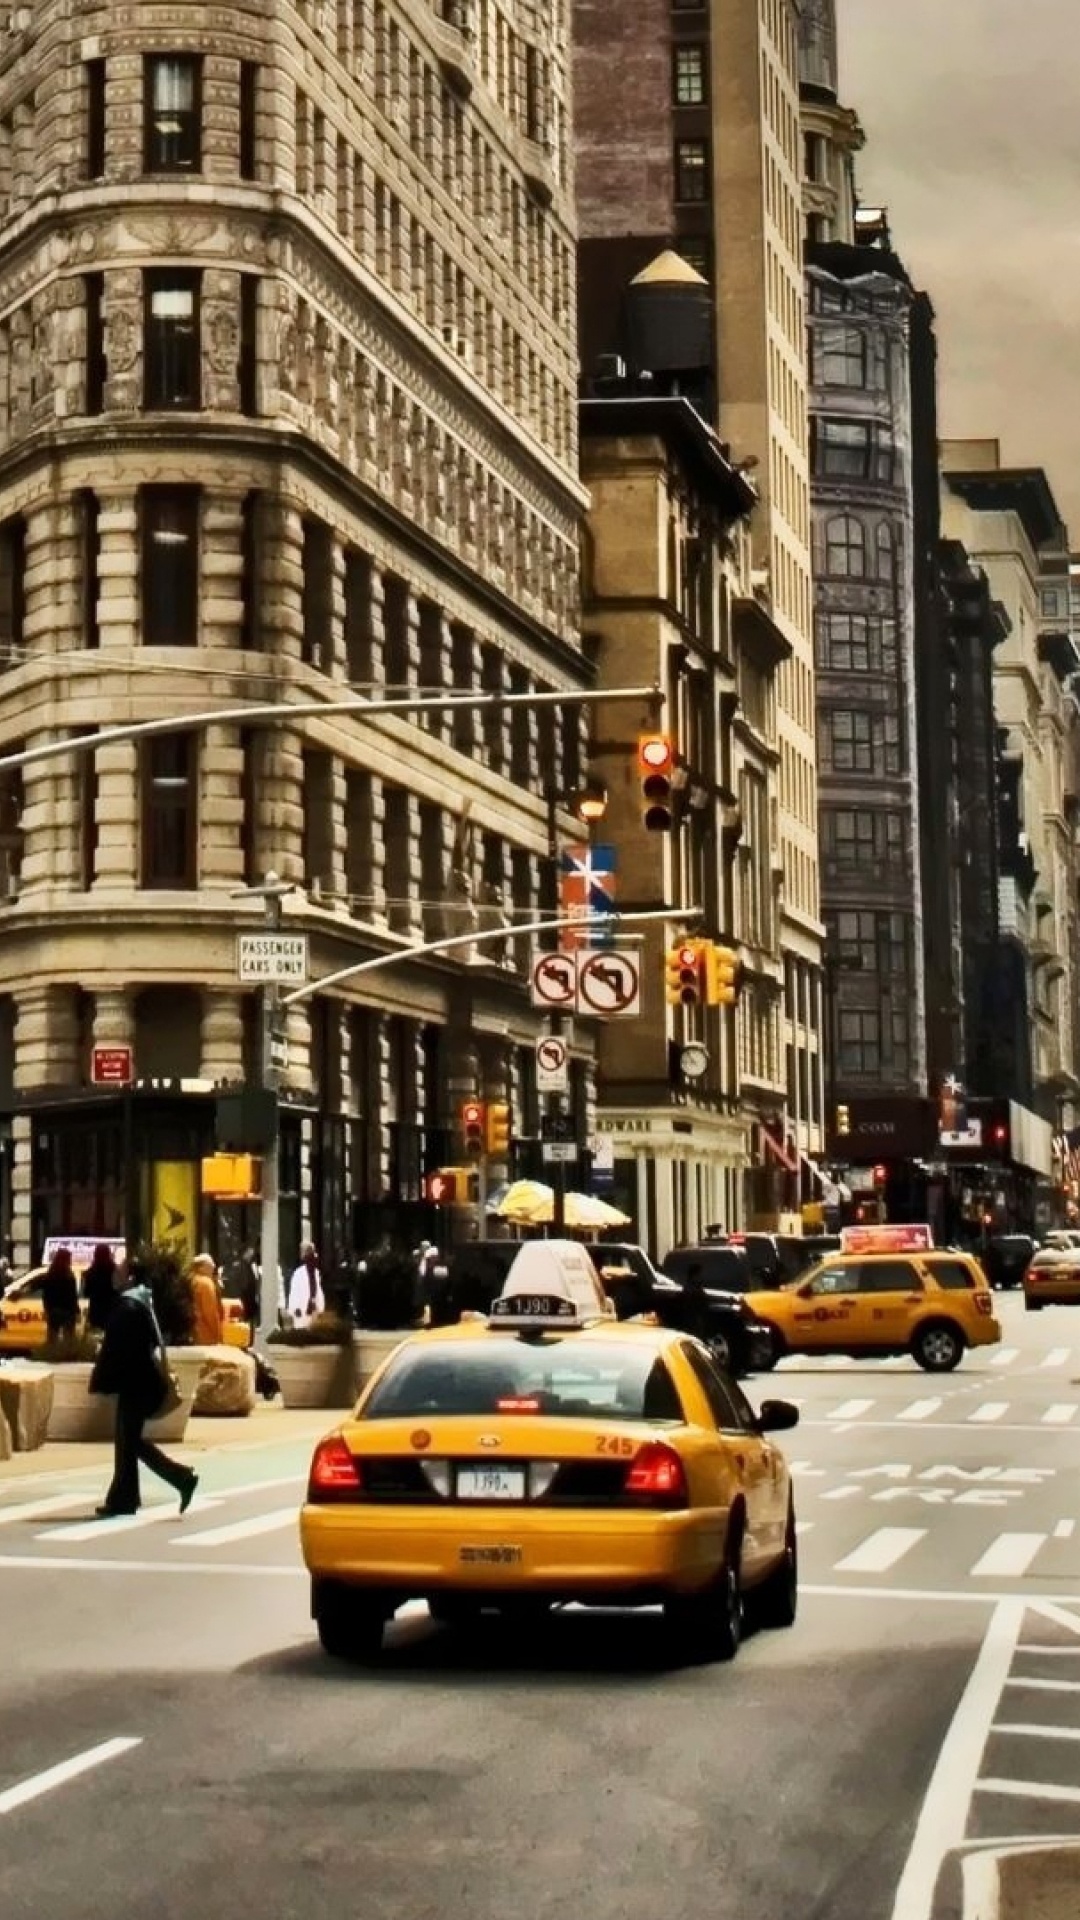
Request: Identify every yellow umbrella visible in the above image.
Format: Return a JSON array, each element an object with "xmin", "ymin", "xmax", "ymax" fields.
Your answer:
[{"xmin": 497, "ymin": 1186, "xmax": 630, "ymax": 1231}]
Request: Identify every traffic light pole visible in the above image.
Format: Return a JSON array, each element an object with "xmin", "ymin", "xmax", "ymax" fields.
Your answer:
[{"xmin": 546, "ymin": 788, "xmax": 568, "ymax": 1233}]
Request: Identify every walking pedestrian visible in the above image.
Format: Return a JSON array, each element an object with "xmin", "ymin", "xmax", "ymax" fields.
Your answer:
[
  {"xmin": 89, "ymin": 1264, "xmax": 198, "ymax": 1518},
  {"xmin": 235, "ymin": 1244, "xmax": 262, "ymax": 1339},
  {"xmin": 286, "ymin": 1242, "xmax": 324, "ymax": 1325},
  {"xmin": 188, "ymin": 1252, "xmax": 224, "ymax": 1345},
  {"xmin": 82, "ymin": 1242, "xmax": 119, "ymax": 1333},
  {"xmin": 42, "ymin": 1246, "xmax": 78, "ymax": 1341}
]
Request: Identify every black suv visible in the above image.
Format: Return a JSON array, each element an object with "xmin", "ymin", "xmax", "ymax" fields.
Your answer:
[
  {"xmin": 589, "ymin": 1243, "xmax": 774, "ymax": 1377},
  {"xmin": 662, "ymin": 1244, "xmax": 755, "ymax": 1292}
]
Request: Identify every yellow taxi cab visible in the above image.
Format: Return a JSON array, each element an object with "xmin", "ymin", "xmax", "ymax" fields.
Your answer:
[
  {"xmin": 300, "ymin": 1240, "xmax": 800, "ymax": 1665},
  {"xmin": 0, "ymin": 1263, "xmax": 251, "ymax": 1354},
  {"xmin": 1023, "ymin": 1247, "xmax": 1080, "ymax": 1311},
  {"xmin": 745, "ymin": 1232, "xmax": 1000, "ymax": 1373}
]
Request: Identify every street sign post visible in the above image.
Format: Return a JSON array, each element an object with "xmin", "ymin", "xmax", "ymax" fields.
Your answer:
[
  {"xmin": 535, "ymin": 1034, "xmax": 569, "ymax": 1093},
  {"xmin": 91, "ymin": 1045, "xmax": 133, "ymax": 1086},
  {"xmin": 542, "ymin": 1142, "xmax": 577, "ymax": 1165},
  {"xmin": 237, "ymin": 933, "xmax": 309, "ymax": 984}
]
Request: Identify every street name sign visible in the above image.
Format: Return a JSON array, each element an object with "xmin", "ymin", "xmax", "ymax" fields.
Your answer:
[
  {"xmin": 237, "ymin": 933, "xmax": 309, "ymax": 984},
  {"xmin": 542, "ymin": 1142, "xmax": 577, "ymax": 1164}
]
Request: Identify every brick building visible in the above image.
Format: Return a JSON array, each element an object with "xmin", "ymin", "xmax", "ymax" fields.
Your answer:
[{"xmin": 0, "ymin": 2, "xmax": 588, "ymax": 1264}]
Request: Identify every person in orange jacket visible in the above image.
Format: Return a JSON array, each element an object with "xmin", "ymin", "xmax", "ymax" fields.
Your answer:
[{"xmin": 189, "ymin": 1253, "xmax": 224, "ymax": 1346}]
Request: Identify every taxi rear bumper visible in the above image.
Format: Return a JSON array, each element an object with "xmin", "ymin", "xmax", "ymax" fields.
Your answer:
[
  {"xmin": 1024, "ymin": 1273, "xmax": 1080, "ymax": 1304},
  {"xmin": 300, "ymin": 1501, "xmax": 726, "ymax": 1602}
]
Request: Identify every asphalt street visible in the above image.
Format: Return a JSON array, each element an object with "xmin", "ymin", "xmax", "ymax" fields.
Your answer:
[{"xmin": 2, "ymin": 1293, "xmax": 1080, "ymax": 1920}]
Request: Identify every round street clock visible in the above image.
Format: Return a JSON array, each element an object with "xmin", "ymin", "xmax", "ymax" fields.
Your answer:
[{"xmin": 680, "ymin": 1043, "xmax": 709, "ymax": 1081}]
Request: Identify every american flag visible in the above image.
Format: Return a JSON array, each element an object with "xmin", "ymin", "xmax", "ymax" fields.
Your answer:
[{"xmin": 1055, "ymin": 1129, "xmax": 1080, "ymax": 1190}]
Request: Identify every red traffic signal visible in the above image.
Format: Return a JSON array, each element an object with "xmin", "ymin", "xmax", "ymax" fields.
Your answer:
[
  {"xmin": 872, "ymin": 1164, "xmax": 887, "ymax": 1187},
  {"xmin": 461, "ymin": 1101, "xmax": 485, "ymax": 1158},
  {"xmin": 638, "ymin": 734, "xmax": 674, "ymax": 832}
]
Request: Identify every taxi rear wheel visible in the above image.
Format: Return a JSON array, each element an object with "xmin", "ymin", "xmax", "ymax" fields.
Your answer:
[
  {"xmin": 750, "ymin": 1504, "xmax": 798, "ymax": 1631},
  {"xmin": 314, "ymin": 1582, "xmax": 387, "ymax": 1661},
  {"xmin": 912, "ymin": 1321, "xmax": 964, "ymax": 1372},
  {"xmin": 665, "ymin": 1539, "xmax": 743, "ymax": 1664}
]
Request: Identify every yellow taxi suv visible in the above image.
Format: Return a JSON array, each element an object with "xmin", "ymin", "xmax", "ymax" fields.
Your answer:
[
  {"xmin": 1023, "ymin": 1248, "xmax": 1080, "ymax": 1311},
  {"xmin": 301, "ymin": 1242, "xmax": 800, "ymax": 1666},
  {"xmin": 746, "ymin": 1248, "xmax": 1000, "ymax": 1373},
  {"xmin": 0, "ymin": 1268, "xmax": 251, "ymax": 1354}
]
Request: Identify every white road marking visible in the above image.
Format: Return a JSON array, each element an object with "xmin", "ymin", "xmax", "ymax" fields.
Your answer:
[
  {"xmin": 174, "ymin": 1507, "xmax": 298, "ymax": 1548},
  {"xmin": 1041, "ymin": 1349, "xmax": 1071, "ymax": 1370},
  {"xmin": 976, "ymin": 1777, "xmax": 1080, "ymax": 1805},
  {"xmin": 1016, "ymin": 1640, "xmax": 1080, "ymax": 1653},
  {"xmin": 820, "ymin": 1485, "xmax": 863, "ymax": 1501},
  {"xmin": 37, "ymin": 1499, "xmax": 223, "ymax": 1544},
  {"xmin": 993, "ymin": 1722, "xmax": 1080, "ymax": 1743},
  {"xmin": 822, "ymin": 1355, "xmax": 855, "ymax": 1368},
  {"xmin": 1042, "ymin": 1405, "xmax": 1077, "ymax": 1425},
  {"xmin": 795, "ymin": 1520, "xmax": 815, "ymax": 1536},
  {"xmin": 990, "ymin": 1349, "xmax": 1020, "ymax": 1368},
  {"xmin": 1053, "ymin": 1520, "xmax": 1076, "ymax": 1540},
  {"xmin": 1004, "ymin": 1675, "xmax": 1080, "ymax": 1694},
  {"xmin": 971, "ymin": 1535, "xmax": 1047, "ymax": 1579},
  {"xmin": 829, "ymin": 1399, "xmax": 874, "ymax": 1420},
  {"xmin": 889, "ymin": 1600, "xmax": 1025, "ymax": 1920},
  {"xmin": 969, "ymin": 1403, "xmax": 1009, "ymax": 1423},
  {"xmin": 0, "ymin": 1553, "xmax": 304, "ymax": 1576},
  {"xmin": 0, "ymin": 1494, "xmax": 91, "ymax": 1529},
  {"xmin": 959, "ymin": 1849, "xmax": 1001, "ymax": 1920},
  {"xmin": 0, "ymin": 1737, "xmax": 142, "ymax": 1817},
  {"xmin": 835, "ymin": 1528, "xmax": 926, "ymax": 1574},
  {"xmin": 897, "ymin": 1399, "xmax": 943, "ymax": 1421}
]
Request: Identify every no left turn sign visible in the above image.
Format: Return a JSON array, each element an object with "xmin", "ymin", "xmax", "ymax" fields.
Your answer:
[
  {"xmin": 577, "ymin": 951, "xmax": 641, "ymax": 1018},
  {"xmin": 530, "ymin": 951, "xmax": 578, "ymax": 1010},
  {"xmin": 535, "ymin": 1035, "xmax": 569, "ymax": 1093}
]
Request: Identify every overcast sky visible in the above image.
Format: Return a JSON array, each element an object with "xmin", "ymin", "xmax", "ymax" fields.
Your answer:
[{"xmin": 839, "ymin": 0, "xmax": 1080, "ymax": 530}]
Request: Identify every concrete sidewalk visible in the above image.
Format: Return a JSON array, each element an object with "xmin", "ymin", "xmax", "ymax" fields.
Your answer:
[{"xmin": 0, "ymin": 1402, "xmax": 334, "ymax": 1482}]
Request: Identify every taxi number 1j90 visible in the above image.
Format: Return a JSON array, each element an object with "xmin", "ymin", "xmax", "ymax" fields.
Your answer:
[{"xmin": 596, "ymin": 1435, "xmax": 635, "ymax": 1457}]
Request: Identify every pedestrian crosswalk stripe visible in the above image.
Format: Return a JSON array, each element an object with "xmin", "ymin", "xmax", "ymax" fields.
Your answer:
[
  {"xmin": 991, "ymin": 1349, "xmax": 1020, "ymax": 1367},
  {"xmin": 969, "ymin": 1403, "xmax": 1009, "ymax": 1423},
  {"xmin": 1041, "ymin": 1348, "xmax": 1071, "ymax": 1369},
  {"xmin": 971, "ymin": 1534, "xmax": 1046, "ymax": 1578},
  {"xmin": 993, "ymin": 1722, "xmax": 1080, "ymax": 1742},
  {"xmin": 975, "ymin": 1777, "xmax": 1080, "ymax": 1805},
  {"xmin": 822, "ymin": 1355, "xmax": 855, "ymax": 1369},
  {"xmin": 1054, "ymin": 1521, "xmax": 1076, "ymax": 1540},
  {"xmin": 835, "ymin": 1528, "xmax": 926, "ymax": 1573},
  {"xmin": 174, "ymin": 1507, "xmax": 297, "ymax": 1548},
  {"xmin": 896, "ymin": 1398, "xmax": 942, "ymax": 1421},
  {"xmin": 829, "ymin": 1399, "xmax": 874, "ymax": 1420},
  {"xmin": 795, "ymin": 1520, "xmax": 814, "ymax": 1536},
  {"xmin": 0, "ymin": 1494, "xmax": 88, "ymax": 1529},
  {"xmin": 37, "ymin": 1498, "xmax": 223, "ymax": 1544},
  {"xmin": 1042, "ymin": 1405, "xmax": 1077, "ymax": 1425}
]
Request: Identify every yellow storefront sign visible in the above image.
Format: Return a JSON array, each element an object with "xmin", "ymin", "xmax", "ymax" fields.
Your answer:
[{"xmin": 151, "ymin": 1160, "xmax": 198, "ymax": 1254}]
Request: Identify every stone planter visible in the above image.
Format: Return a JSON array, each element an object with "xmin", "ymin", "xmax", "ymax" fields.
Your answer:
[
  {"xmin": 46, "ymin": 1354, "xmax": 199, "ymax": 1443},
  {"xmin": 0, "ymin": 1361, "xmax": 55, "ymax": 1451},
  {"xmin": 269, "ymin": 1343, "xmax": 355, "ymax": 1409},
  {"xmin": 352, "ymin": 1329, "xmax": 407, "ymax": 1396}
]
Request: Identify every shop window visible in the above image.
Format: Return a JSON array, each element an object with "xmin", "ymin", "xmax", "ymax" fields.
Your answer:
[
  {"xmin": 141, "ymin": 488, "xmax": 199, "ymax": 646},
  {"xmin": 144, "ymin": 270, "xmax": 201, "ymax": 410},
  {"xmin": 144, "ymin": 54, "xmax": 202, "ymax": 173},
  {"xmin": 140, "ymin": 733, "xmax": 197, "ymax": 889}
]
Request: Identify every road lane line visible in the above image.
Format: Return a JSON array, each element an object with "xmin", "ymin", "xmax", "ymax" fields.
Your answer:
[
  {"xmin": 1053, "ymin": 1520, "xmax": 1076, "ymax": 1540},
  {"xmin": 36, "ymin": 1499, "xmax": 224, "ymax": 1543},
  {"xmin": 835, "ymin": 1528, "xmax": 925, "ymax": 1573},
  {"xmin": 795, "ymin": 1521, "xmax": 814, "ymax": 1536},
  {"xmin": 820, "ymin": 1485, "xmax": 862, "ymax": 1501},
  {"xmin": 0, "ymin": 1737, "xmax": 142, "ymax": 1816},
  {"xmin": 975, "ymin": 1778, "xmax": 1080, "ymax": 1805},
  {"xmin": 0, "ymin": 1494, "xmax": 93, "ymax": 1528},
  {"xmin": 1042, "ymin": 1405, "xmax": 1077, "ymax": 1425},
  {"xmin": 993, "ymin": 1723, "xmax": 1080, "ymax": 1743},
  {"xmin": 889, "ymin": 1600, "xmax": 1025, "ymax": 1920},
  {"xmin": 897, "ymin": 1398, "xmax": 943, "ymax": 1421},
  {"xmin": 971, "ymin": 1535, "xmax": 1047, "ymax": 1578},
  {"xmin": 1041, "ymin": 1349, "xmax": 1070, "ymax": 1370},
  {"xmin": 829, "ymin": 1399, "xmax": 874, "ymax": 1420},
  {"xmin": 959, "ymin": 1849, "xmax": 1001, "ymax": 1920},
  {"xmin": 1004, "ymin": 1675, "xmax": 1080, "ymax": 1694},
  {"xmin": 1016, "ymin": 1641, "xmax": 1080, "ymax": 1653},
  {"xmin": 0, "ymin": 1553, "xmax": 304, "ymax": 1576},
  {"xmin": 969, "ymin": 1403, "xmax": 1009, "ymax": 1423},
  {"xmin": 174, "ymin": 1507, "xmax": 298, "ymax": 1547},
  {"xmin": 990, "ymin": 1349, "xmax": 1019, "ymax": 1368},
  {"xmin": 822, "ymin": 1355, "xmax": 855, "ymax": 1368}
]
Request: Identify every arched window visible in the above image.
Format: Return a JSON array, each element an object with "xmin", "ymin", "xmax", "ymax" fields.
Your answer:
[
  {"xmin": 825, "ymin": 514, "xmax": 865, "ymax": 578},
  {"xmin": 876, "ymin": 520, "xmax": 897, "ymax": 582}
]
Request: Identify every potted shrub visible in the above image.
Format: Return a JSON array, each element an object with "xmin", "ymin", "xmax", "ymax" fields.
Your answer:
[
  {"xmin": 267, "ymin": 1310, "xmax": 356, "ymax": 1409},
  {"xmin": 352, "ymin": 1246, "xmax": 420, "ymax": 1391}
]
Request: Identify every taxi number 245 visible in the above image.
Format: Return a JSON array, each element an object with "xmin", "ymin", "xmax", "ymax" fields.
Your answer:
[{"xmin": 596, "ymin": 1434, "xmax": 635, "ymax": 1456}]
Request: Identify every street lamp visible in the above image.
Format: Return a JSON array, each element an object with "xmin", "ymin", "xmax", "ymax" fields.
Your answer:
[{"xmin": 544, "ymin": 778, "xmax": 609, "ymax": 1230}]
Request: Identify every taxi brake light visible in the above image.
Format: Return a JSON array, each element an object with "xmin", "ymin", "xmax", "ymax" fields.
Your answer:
[
  {"xmin": 624, "ymin": 1442, "xmax": 687, "ymax": 1501},
  {"xmin": 309, "ymin": 1436, "xmax": 361, "ymax": 1495},
  {"xmin": 974, "ymin": 1292, "xmax": 993, "ymax": 1316},
  {"xmin": 496, "ymin": 1396, "xmax": 541, "ymax": 1412}
]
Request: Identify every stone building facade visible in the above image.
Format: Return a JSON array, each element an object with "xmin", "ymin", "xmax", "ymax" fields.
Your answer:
[{"xmin": 0, "ymin": 1, "xmax": 588, "ymax": 1264}]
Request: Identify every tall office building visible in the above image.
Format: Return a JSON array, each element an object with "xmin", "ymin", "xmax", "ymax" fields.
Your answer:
[
  {"xmin": 574, "ymin": 0, "xmax": 823, "ymax": 1218},
  {"xmin": 0, "ymin": 2, "xmax": 586, "ymax": 1262}
]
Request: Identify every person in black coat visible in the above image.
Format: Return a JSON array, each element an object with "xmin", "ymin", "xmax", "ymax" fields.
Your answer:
[
  {"xmin": 42, "ymin": 1248, "xmax": 78, "ymax": 1340},
  {"xmin": 82, "ymin": 1243, "xmax": 119, "ymax": 1333},
  {"xmin": 89, "ymin": 1269, "xmax": 198, "ymax": 1518}
]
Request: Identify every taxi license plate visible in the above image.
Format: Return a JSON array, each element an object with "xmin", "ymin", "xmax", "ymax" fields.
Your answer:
[{"xmin": 456, "ymin": 1466, "xmax": 525, "ymax": 1501}]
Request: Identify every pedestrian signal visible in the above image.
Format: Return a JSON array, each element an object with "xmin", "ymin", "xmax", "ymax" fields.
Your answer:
[
  {"xmin": 485, "ymin": 1102, "xmax": 511, "ymax": 1157},
  {"xmin": 665, "ymin": 940, "xmax": 704, "ymax": 1006},
  {"xmin": 461, "ymin": 1101, "xmax": 486, "ymax": 1159},
  {"xmin": 638, "ymin": 734, "xmax": 674, "ymax": 832},
  {"xmin": 426, "ymin": 1170, "xmax": 460, "ymax": 1204},
  {"xmin": 704, "ymin": 943, "xmax": 741, "ymax": 1006}
]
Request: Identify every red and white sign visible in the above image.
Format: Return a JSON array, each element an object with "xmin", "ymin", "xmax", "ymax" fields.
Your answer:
[
  {"xmin": 530, "ymin": 951, "xmax": 578, "ymax": 1011},
  {"xmin": 841, "ymin": 1223, "xmax": 934, "ymax": 1255},
  {"xmin": 91, "ymin": 1045, "xmax": 134, "ymax": 1087}
]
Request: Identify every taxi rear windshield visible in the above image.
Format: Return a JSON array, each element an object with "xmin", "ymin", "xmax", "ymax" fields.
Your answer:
[{"xmin": 363, "ymin": 1339, "xmax": 685, "ymax": 1422}]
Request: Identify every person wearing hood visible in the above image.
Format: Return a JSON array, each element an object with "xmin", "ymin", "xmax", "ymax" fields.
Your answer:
[
  {"xmin": 189, "ymin": 1253, "xmax": 224, "ymax": 1345},
  {"xmin": 82, "ymin": 1243, "xmax": 119, "ymax": 1333},
  {"xmin": 89, "ymin": 1262, "xmax": 197, "ymax": 1518}
]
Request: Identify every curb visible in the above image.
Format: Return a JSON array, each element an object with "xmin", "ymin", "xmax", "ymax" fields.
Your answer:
[{"xmin": 964, "ymin": 1844, "xmax": 1080, "ymax": 1920}]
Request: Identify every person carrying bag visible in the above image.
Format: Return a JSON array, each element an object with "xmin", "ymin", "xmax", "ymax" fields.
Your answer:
[{"xmin": 89, "ymin": 1263, "xmax": 196, "ymax": 1518}]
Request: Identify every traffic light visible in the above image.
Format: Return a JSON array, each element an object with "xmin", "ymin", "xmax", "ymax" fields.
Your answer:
[
  {"xmin": 835, "ymin": 1103, "xmax": 851, "ymax": 1137},
  {"xmin": 485, "ymin": 1101, "xmax": 511, "ymax": 1157},
  {"xmin": 638, "ymin": 734, "xmax": 674, "ymax": 832},
  {"xmin": 872, "ymin": 1163, "xmax": 887, "ymax": 1188},
  {"xmin": 461, "ymin": 1100, "xmax": 485, "ymax": 1159},
  {"xmin": 665, "ymin": 940, "xmax": 704, "ymax": 1006},
  {"xmin": 704, "ymin": 943, "xmax": 741, "ymax": 1006}
]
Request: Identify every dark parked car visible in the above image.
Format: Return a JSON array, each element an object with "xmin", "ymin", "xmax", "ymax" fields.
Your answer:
[
  {"xmin": 661, "ymin": 1244, "xmax": 755, "ymax": 1293},
  {"xmin": 982, "ymin": 1235, "xmax": 1037, "ymax": 1291},
  {"xmin": 589, "ymin": 1242, "xmax": 774, "ymax": 1377}
]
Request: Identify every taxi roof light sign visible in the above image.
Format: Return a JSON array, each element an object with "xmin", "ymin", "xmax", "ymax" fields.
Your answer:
[
  {"xmin": 490, "ymin": 1240, "xmax": 612, "ymax": 1329},
  {"xmin": 840, "ymin": 1223, "xmax": 934, "ymax": 1255}
]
